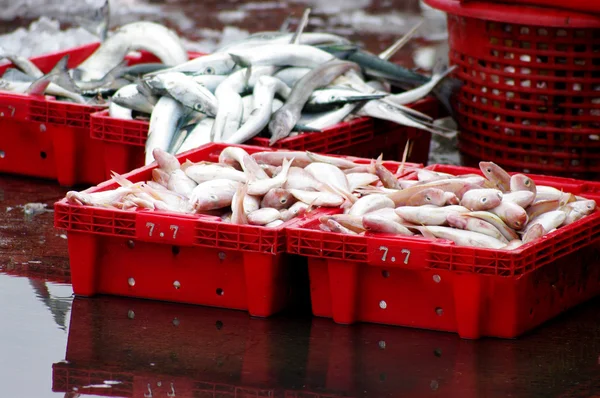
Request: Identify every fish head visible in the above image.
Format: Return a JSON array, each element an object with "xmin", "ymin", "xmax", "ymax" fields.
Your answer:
[
  {"xmin": 570, "ymin": 199, "xmax": 597, "ymax": 215},
  {"xmin": 506, "ymin": 206, "xmax": 528, "ymax": 230},
  {"xmin": 66, "ymin": 191, "xmax": 86, "ymax": 206},
  {"xmin": 510, "ymin": 173, "xmax": 536, "ymax": 193},
  {"xmin": 191, "ymin": 190, "xmax": 225, "ymax": 211},
  {"xmin": 262, "ymin": 188, "xmax": 296, "ymax": 210},
  {"xmin": 152, "ymin": 148, "xmax": 180, "ymax": 174},
  {"xmin": 268, "ymin": 109, "xmax": 295, "ymax": 146}
]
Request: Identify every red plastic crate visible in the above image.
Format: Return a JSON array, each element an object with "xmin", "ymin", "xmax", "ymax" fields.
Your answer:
[
  {"xmin": 460, "ymin": 0, "xmax": 600, "ymax": 15},
  {"xmin": 0, "ymin": 43, "xmax": 203, "ymax": 186},
  {"xmin": 287, "ymin": 165, "xmax": 600, "ymax": 339},
  {"xmin": 53, "ymin": 143, "xmax": 420, "ymax": 315},
  {"xmin": 424, "ymin": 0, "xmax": 600, "ymax": 179},
  {"xmin": 89, "ymin": 97, "xmax": 440, "ymax": 178}
]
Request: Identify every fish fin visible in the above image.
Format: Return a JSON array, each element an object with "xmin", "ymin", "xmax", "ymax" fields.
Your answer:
[
  {"xmin": 47, "ymin": 54, "xmax": 81, "ymax": 94},
  {"xmin": 378, "ymin": 19, "xmax": 424, "ymax": 61},
  {"xmin": 397, "ymin": 139, "xmax": 410, "ymax": 177},
  {"xmin": 229, "ymin": 53, "xmax": 252, "ymax": 68},
  {"xmin": 110, "ymin": 170, "xmax": 134, "ymax": 187},
  {"xmin": 25, "ymin": 74, "xmax": 52, "ymax": 96},
  {"xmin": 290, "ymin": 7, "xmax": 311, "ymax": 44},
  {"xmin": 74, "ymin": 0, "xmax": 110, "ymax": 41},
  {"xmin": 279, "ymin": 15, "xmax": 292, "ymax": 33}
]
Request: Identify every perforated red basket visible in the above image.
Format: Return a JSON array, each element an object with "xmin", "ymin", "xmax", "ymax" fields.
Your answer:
[
  {"xmin": 54, "ymin": 143, "xmax": 421, "ymax": 316},
  {"xmin": 424, "ymin": 0, "xmax": 600, "ymax": 179},
  {"xmin": 287, "ymin": 164, "xmax": 600, "ymax": 339},
  {"xmin": 89, "ymin": 97, "xmax": 440, "ymax": 177},
  {"xmin": 0, "ymin": 43, "xmax": 203, "ymax": 186}
]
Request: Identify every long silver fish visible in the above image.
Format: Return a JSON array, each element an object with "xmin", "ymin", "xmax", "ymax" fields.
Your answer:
[
  {"xmin": 269, "ymin": 60, "xmax": 361, "ymax": 144},
  {"xmin": 228, "ymin": 44, "xmax": 335, "ymax": 69},
  {"xmin": 145, "ymin": 96, "xmax": 185, "ymax": 165},
  {"xmin": 111, "ymin": 83, "xmax": 157, "ymax": 114},
  {"xmin": 76, "ymin": 21, "xmax": 188, "ymax": 81},
  {"xmin": 226, "ymin": 76, "xmax": 291, "ymax": 144},
  {"xmin": 147, "ymin": 72, "xmax": 218, "ymax": 115},
  {"xmin": 212, "ymin": 65, "xmax": 278, "ymax": 142}
]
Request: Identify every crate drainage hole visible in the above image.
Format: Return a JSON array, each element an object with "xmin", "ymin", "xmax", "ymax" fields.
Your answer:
[
  {"xmin": 382, "ymin": 270, "xmax": 390, "ymax": 278},
  {"xmin": 434, "ymin": 348, "xmax": 442, "ymax": 357},
  {"xmin": 435, "ymin": 307, "xmax": 443, "ymax": 316},
  {"xmin": 433, "ymin": 274, "xmax": 441, "ymax": 283},
  {"xmin": 127, "ymin": 310, "xmax": 135, "ymax": 319},
  {"xmin": 173, "ymin": 281, "xmax": 181, "ymax": 289},
  {"xmin": 127, "ymin": 240, "xmax": 135, "ymax": 249},
  {"xmin": 172, "ymin": 318, "xmax": 180, "ymax": 326},
  {"xmin": 379, "ymin": 300, "xmax": 387, "ymax": 309},
  {"xmin": 172, "ymin": 246, "xmax": 180, "ymax": 255},
  {"xmin": 128, "ymin": 277, "xmax": 135, "ymax": 287},
  {"xmin": 378, "ymin": 340, "xmax": 386, "ymax": 349},
  {"xmin": 0, "ymin": 150, "xmax": 4, "ymax": 158},
  {"xmin": 216, "ymin": 320, "xmax": 223, "ymax": 330},
  {"xmin": 216, "ymin": 288, "xmax": 224, "ymax": 296},
  {"xmin": 40, "ymin": 151, "xmax": 47, "ymax": 159}
]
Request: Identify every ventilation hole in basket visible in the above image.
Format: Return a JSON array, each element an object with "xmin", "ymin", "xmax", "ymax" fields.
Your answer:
[
  {"xmin": 593, "ymin": 58, "xmax": 600, "ymax": 66},
  {"xmin": 556, "ymin": 29, "xmax": 567, "ymax": 37},
  {"xmin": 482, "ymin": 122, "xmax": 488, "ymax": 130},
  {"xmin": 537, "ymin": 42, "xmax": 549, "ymax": 50},
  {"xmin": 504, "ymin": 52, "xmax": 515, "ymax": 60},
  {"xmin": 490, "ymin": 74, "xmax": 499, "ymax": 83},
  {"xmin": 173, "ymin": 281, "xmax": 181, "ymax": 289},
  {"xmin": 172, "ymin": 318, "xmax": 180, "ymax": 326},
  {"xmin": 574, "ymin": 30, "xmax": 586, "ymax": 38},
  {"xmin": 520, "ymin": 54, "xmax": 531, "ymax": 62},
  {"xmin": 555, "ymin": 82, "xmax": 566, "ymax": 90},
  {"xmin": 506, "ymin": 91, "xmax": 515, "ymax": 99},
  {"xmin": 555, "ymin": 57, "xmax": 567, "ymax": 65},
  {"xmin": 537, "ymin": 28, "xmax": 548, "ymax": 36},
  {"xmin": 382, "ymin": 270, "xmax": 390, "ymax": 278},
  {"xmin": 490, "ymin": 49, "xmax": 499, "ymax": 58},
  {"xmin": 435, "ymin": 307, "xmax": 443, "ymax": 316},
  {"xmin": 128, "ymin": 277, "xmax": 135, "ymax": 287},
  {"xmin": 574, "ymin": 44, "xmax": 586, "ymax": 53},
  {"xmin": 0, "ymin": 150, "xmax": 4, "ymax": 158},
  {"xmin": 40, "ymin": 151, "xmax": 47, "ymax": 159},
  {"xmin": 467, "ymin": 56, "xmax": 474, "ymax": 65},
  {"xmin": 537, "ymin": 132, "xmax": 548, "ymax": 140},
  {"xmin": 127, "ymin": 240, "xmax": 135, "ymax": 249},
  {"xmin": 490, "ymin": 37, "xmax": 499, "ymax": 45},
  {"xmin": 556, "ymin": 43, "xmax": 568, "ymax": 52},
  {"xmin": 522, "ymin": 105, "xmax": 531, "ymax": 112},
  {"xmin": 215, "ymin": 320, "xmax": 223, "ymax": 330},
  {"xmin": 216, "ymin": 288, "xmax": 224, "ymax": 296},
  {"xmin": 506, "ymin": 115, "xmax": 515, "ymax": 123},
  {"xmin": 574, "ymin": 58, "xmax": 586, "ymax": 66},
  {"xmin": 172, "ymin": 246, "xmax": 180, "ymax": 255},
  {"xmin": 529, "ymin": 307, "xmax": 534, "ymax": 317},
  {"xmin": 520, "ymin": 41, "xmax": 531, "ymax": 50},
  {"xmin": 504, "ymin": 39, "xmax": 513, "ymax": 47},
  {"xmin": 520, "ymin": 80, "xmax": 531, "ymax": 88},
  {"xmin": 434, "ymin": 348, "xmax": 442, "ymax": 357},
  {"xmin": 488, "ymin": 22, "xmax": 497, "ymax": 30},
  {"xmin": 505, "ymin": 78, "xmax": 515, "ymax": 86},
  {"xmin": 593, "ymin": 71, "xmax": 600, "ymax": 79}
]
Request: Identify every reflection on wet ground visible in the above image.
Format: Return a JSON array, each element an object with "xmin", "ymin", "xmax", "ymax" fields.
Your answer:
[{"xmin": 2, "ymin": 270, "xmax": 600, "ymax": 398}]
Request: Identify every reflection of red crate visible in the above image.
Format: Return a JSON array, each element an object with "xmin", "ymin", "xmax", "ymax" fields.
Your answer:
[
  {"xmin": 288, "ymin": 165, "xmax": 600, "ymax": 339},
  {"xmin": 51, "ymin": 296, "xmax": 307, "ymax": 397},
  {"xmin": 89, "ymin": 96, "xmax": 440, "ymax": 179},
  {"xmin": 0, "ymin": 43, "xmax": 203, "ymax": 186}
]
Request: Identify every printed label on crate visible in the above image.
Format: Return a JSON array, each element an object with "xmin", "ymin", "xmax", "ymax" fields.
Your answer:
[
  {"xmin": 135, "ymin": 213, "xmax": 196, "ymax": 246},
  {"xmin": 366, "ymin": 237, "xmax": 430, "ymax": 269}
]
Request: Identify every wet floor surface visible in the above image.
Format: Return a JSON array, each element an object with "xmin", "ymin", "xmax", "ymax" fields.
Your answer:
[{"xmin": 0, "ymin": 0, "xmax": 599, "ymax": 396}]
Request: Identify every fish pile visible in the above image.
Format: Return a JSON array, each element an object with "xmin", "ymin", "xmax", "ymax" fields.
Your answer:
[
  {"xmin": 64, "ymin": 144, "xmax": 596, "ymax": 248},
  {"xmin": 64, "ymin": 146, "xmax": 392, "ymax": 228},
  {"xmin": 0, "ymin": 19, "xmax": 189, "ymax": 107},
  {"xmin": 319, "ymin": 161, "xmax": 597, "ymax": 250},
  {"xmin": 0, "ymin": 4, "xmax": 461, "ymax": 165}
]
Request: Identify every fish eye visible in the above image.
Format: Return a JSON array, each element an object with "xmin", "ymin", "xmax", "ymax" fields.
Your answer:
[
  {"xmin": 515, "ymin": 221, "xmax": 521, "ymax": 227},
  {"xmin": 486, "ymin": 168, "xmax": 492, "ymax": 173},
  {"xmin": 481, "ymin": 197, "xmax": 487, "ymax": 202},
  {"xmin": 280, "ymin": 198, "xmax": 287, "ymax": 204},
  {"xmin": 525, "ymin": 179, "xmax": 530, "ymax": 186},
  {"xmin": 330, "ymin": 95, "xmax": 336, "ymax": 101},
  {"xmin": 195, "ymin": 103, "xmax": 204, "ymax": 112},
  {"xmin": 205, "ymin": 67, "xmax": 215, "ymax": 75},
  {"xmin": 210, "ymin": 194, "xmax": 217, "ymax": 201},
  {"xmin": 425, "ymin": 195, "xmax": 431, "ymax": 201}
]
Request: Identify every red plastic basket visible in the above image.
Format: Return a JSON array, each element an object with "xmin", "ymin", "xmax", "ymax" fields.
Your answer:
[
  {"xmin": 287, "ymin": 165, "xmax": 600, "ymax": 339},
  {"xmin": 89, "ymin": 97, "xmax": 440, "ymax": 178},
  {"xmin": 460, "ymin": 0, "xmax": 600, "ymax": 15},
  {"xmin": 424, "ymin": 0, "xmax": 600, "ymax": 180},
  {"xmin": 0, "ymin": 43, "xmax": 203, "ymax": 187},
  {"xmin": 53, "ymin": 143, "xmax": 421, "ymax": 316}
]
